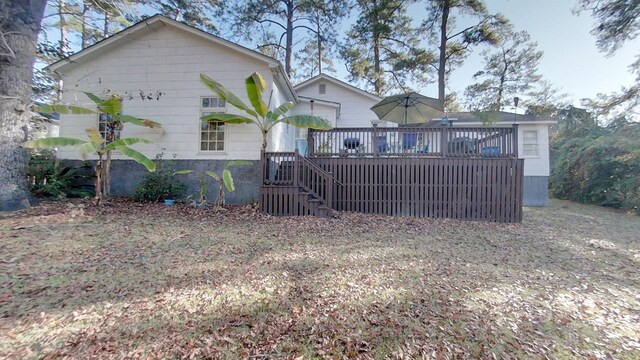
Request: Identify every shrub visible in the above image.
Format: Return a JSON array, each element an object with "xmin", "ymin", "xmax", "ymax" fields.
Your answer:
[
  {"xmin": 28, "ymin": 150, "xmax": 94, "ymax": 199},
  {"xmin": 133, "ymin": 152, "xmax": 186, "ymax": 202}
]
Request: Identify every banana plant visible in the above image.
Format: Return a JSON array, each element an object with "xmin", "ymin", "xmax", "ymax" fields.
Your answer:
[
  {"xmin": 175, "ymin": 160, "xmax": 252, "ymax": 208},
  {"xmin": 25, "ymin": 128, "xmax": 155, "ymax": 204},
  {"xmin": 200, "ymin": 72, "xmax": 332, "ymax": 150},
  {"xmin": 33, "ymin": 92, "xmax": 161, "ymax": 197}
]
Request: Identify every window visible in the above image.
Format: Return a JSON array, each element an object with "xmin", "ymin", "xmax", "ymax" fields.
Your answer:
[
  {"xmin": 319, "ymin": 83, "xmax": 326, "ymax": 94},
  {"xmin": 200, "ymin": 97, "xmax": 226, "ymax": 151},
  {"xmin": 522, "ymin": 130, "xmax": 538, "ymax": 156},
  {"xmin": 98, "ymin": 113, "xmax": 120, "ymax": 142}
]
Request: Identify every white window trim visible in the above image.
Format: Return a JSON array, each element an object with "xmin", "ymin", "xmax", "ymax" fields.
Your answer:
[
  {"xmin": 198, "ymin": 96, "xmax": 228, "ymax": 154},
  {"xmin": 522, "ymin": 129, "xmax": 539, "ymax": 158}
]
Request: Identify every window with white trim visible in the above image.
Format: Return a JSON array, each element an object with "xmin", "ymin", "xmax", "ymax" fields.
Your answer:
[
  {"xmin": 319, "ymin": 83, "xmax": 326, "ymax": 94},
  {"xmin": 98, "ymin": 113, "xmax": 120, "ymax": 142},
  {"xmin": 522, "ymin": 130, "xmax": 539, "ymax": 157},
  {"xmin": 200, "ymin": 97, "xmax": 226, "ymax": 152}
]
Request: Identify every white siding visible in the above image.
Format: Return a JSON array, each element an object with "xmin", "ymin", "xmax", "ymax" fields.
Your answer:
[
  {"xmin": 267, "ymin": 81, "xmax": 295, "ymax": 152},
  {"xmin": 518, "ymin": 123, "xmax": 550, "ymax": 176},
  {"xmin": 295, "ymin": 79, "xmax": 390, "ymax": 128},
  {"xmin": 56, "ymin": 25, "xmax": 273, "ymax": 161}
]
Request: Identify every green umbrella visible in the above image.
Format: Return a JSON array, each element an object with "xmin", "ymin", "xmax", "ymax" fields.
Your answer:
[{"xmin": 370, "ymin": 92, "xmax": 443, "ymax": 125}]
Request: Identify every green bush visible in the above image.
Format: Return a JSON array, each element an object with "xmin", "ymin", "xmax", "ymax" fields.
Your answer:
[
  {"xmin": 133, "ymin": 152, "xmax": 186, "ymax": 202},
  {"xmin": 550, "ymin": 114, "xmax": 640, "ymax": 214},
  {"xmin": 28, "ymin": 150, "xmax": 94, "ymax": 199}
]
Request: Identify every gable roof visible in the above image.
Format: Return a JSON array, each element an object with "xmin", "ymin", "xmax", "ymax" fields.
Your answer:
[
  {"xmin": 47, "ymin": 14, "xmax": 297, "ymax": 101},
  {"xmin": 295, "ymin": 74, "xmax": 382, "ymax": 102}
]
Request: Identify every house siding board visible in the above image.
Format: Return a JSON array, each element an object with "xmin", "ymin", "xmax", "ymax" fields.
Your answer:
[
  {"xmin": 295, "ymin": 79, "xmax": 387, "ymax": 128},
  {"xmin": 518, "ymin": 123, "xmax": 550, "ymax": 177},
  {"xmin": 268, "ymin": 81, "xmax": 295, "ymax": 152},
  {"xmin": 57, "ymin": 24, "xmax": 270, "ymax": 161}
]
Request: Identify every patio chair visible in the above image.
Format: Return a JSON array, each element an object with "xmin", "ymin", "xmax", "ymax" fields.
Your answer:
[
  {"xmin": 401, "ymin": 132, "xmax": 418, "ymax": 152},
  {"xmin": 376, "ymin": 135, "xmax": 389, "ymax": 153}
]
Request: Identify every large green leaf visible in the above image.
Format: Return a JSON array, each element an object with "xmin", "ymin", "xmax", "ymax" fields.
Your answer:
[
  {"xmin": 200, "ymin": 74, "xmax": 257, "ymax": 118},
  {"xmin": 266, "ymin": 102, "xmax": 294, "ymax": 123},
  {"xmin": 280, "ymin": 115, "xmax": 333, "ymax": 130},
  {"xmin": 120, "ymin": 115, "xmax": 161, "ymax": 128},
  {"xmin": 205, "ymin": 170, "xmax": 220, "ymax": 181},
  {"xmin": 201, "ymin": 113, "xmax": 254, "ymax": 124},
  {"xmin": 34, "ymin": 104, "xmax": 95, "ymax": 115},
  {"xmin": 245, "ymin": 72, "xmax": 268, "ymax": 117},
  {"xmin": 98, "ymin": 95, "xmax": 123, "ymax": 115},
  {"xmin": 222, "ymin": 168, "xmax": 235, "ymax": 192},
  {"xmin": 116, "ymin": 146, "xmax": 156, "ymax": 172},
  {"xmin": 226, "ymin": 160, "xmax": 252, "ymax": 168},
  {"xmin": 82, "ymin": 92, "xmax": 104, "ymax": 105},
  {"xmin": 24, "ymin": 137, "xmax": 88, "ymax": 148},
  {"xmin": 105, "ymin": 137, "xmax": 152, "ymax": 150},
  {"xmin": 80, "ymin": 142, "xmax": 100, "ymax": 156}
]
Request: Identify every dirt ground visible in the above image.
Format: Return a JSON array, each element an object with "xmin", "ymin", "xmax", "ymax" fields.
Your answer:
[{"xmin": 1, "ymin": 199, "xmax": 638, "ymax": 359}]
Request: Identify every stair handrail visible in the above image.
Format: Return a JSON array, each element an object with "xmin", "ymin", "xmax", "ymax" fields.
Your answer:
[{"xmin": 295, "ymin": 151, "xmax": 337, "ymax": 210}]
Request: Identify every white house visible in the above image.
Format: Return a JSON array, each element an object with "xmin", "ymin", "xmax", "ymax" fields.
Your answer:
[{"xmin": 47, "ymin": 14, "xmax": 555, "ymax": 207}]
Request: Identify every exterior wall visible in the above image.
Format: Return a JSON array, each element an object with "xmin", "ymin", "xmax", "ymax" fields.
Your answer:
[
  {"xmin": 268, "ymin": 81, "xmax": 296, "ymax": 152},
  {"xmin": 517, "ymin": 123, "xmax": 550, "ymax": 177},
  {"xmin": 56, "ymin": 25, "xmax": 276, "ymax": 161},
  {"xmin": 64, "ymin": 159, "xmax": 261, "ymax": 204},
  {"xmin": 523, "ymin": 176, "xmax": 549, "ymax": 207},
  {"xmin": 295, "ymin": 79, "xmax": 388, "ymax": 128}
]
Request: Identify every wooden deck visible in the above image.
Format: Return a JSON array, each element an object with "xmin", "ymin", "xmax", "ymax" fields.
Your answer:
[{"xmin": 260, "ymin": 125, "xmax": 524, "ymax": 222}]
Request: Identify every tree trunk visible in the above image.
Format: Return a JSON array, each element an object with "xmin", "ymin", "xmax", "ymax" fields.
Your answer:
[
  {"xmin": 373, "ymin": 35, "xmax": 381, "ymax": 96},
  {"xmin": 94, "ymin": 156, "xmax": 103, "ymax": 205},
  {"xmin": 81, "ymin": 1, "xmax": 89, "ymax": 49},
  {"xmin": 438, "ymin": 1, "xmax": 450, "ymax": 110},
  {"xmin": 59, "ymin": 0, "xmax": 67, "ymax": 55},
  {"xmin": 316, "ymin": 13, "xmax": 322, "ymax": 75},
  {"xmin": 215, "ymin": 183, "xmax": 225, "ymax": 208},
  {"xmin": 284, "ymin": 0, "xmax": 294, "ymax": 77},
  {"xmin": 104, "ymin": 150, "xmax": 111, "ymax": 196},
  {"xmin": 103, "ymin": 12, "xmax": 109, "ymax": 38},
  {"xmin": 0, "ymin": 0, "xmax": 47, "ymax": 212}
]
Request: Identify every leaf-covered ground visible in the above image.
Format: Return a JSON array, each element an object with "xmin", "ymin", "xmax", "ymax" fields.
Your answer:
[{"xmin": 1, "ymin": 199, "xmax": 638, "ymax": 359}]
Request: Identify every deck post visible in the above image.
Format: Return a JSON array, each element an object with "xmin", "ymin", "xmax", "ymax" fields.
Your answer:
[
  {"xmin": 441, "ymin": 125, "xmax": 448, "ymax": 157},
  {"xmin": 327, "ymin": 171, "xmax": 334, "ymax": 213},
  {"xmin": 512, "ymin": 124, "xmax": 519, "ymax": 158},
  {"xmin": 293, "ymin": 149, "xmax": 300, "ymax": 187},
  {"xmin": 372, "ymin": 123, "xmax": 378, "ymax": 157}
]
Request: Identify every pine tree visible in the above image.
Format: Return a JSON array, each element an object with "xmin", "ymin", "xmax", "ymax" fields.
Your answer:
[
  {"xmin": 229, "ymin": 0, "xmax": 349, "ymax": 77},
  {"xmin": 422, "ymin": 0, "xmax": 509, "ymax": 109},
  {"xmin": 153, "ymin": 0, "xmax": 223, "ymax": 33},
  {"xmin": 341, "ymin": 0, "xmax": 434, "ymax": 96},
  {"xmin": 0, "ymin": 0, "xmax": 48, "ymax": 211},
  {"xmin": 464, "ymin": 30, "xmax": 543, "ymax": 112}
]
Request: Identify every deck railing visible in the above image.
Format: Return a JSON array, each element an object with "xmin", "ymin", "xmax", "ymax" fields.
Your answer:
[{"xmin": 307, "ymin": 125, "xmax": 519, "ymax": 158}]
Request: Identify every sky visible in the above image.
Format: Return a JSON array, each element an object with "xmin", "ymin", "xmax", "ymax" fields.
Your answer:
[{"xmin": 438, "ymin": 0, "xmax": 639, "ymax": 108}]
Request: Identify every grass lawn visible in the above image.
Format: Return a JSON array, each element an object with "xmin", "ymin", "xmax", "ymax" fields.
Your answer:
[{"xmin": 1, "ymin": 199, "xmax": 638, "ymax": 359}]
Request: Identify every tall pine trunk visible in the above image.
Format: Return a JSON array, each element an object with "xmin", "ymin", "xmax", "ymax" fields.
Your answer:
[
  {"xmin": 284, "ymin": 0, "xmax": 294, "ymax": 77},
  {"xmin": 0, "ymin": 0, "xmax": 47, "ymax": 212},
  {"xmin": 438, "ymin": 1, "xmax": 450, "ymax": 111}
]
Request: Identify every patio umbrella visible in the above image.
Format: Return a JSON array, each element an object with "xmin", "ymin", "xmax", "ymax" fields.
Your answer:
[{"xmin": 370, "ymin": 92, "xmax": 443, "ymax": 125}]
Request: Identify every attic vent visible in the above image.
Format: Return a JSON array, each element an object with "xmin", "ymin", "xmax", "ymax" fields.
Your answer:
[{"xmin": 319, "ymin": 83, "xmax": 326, "ymax": 94}]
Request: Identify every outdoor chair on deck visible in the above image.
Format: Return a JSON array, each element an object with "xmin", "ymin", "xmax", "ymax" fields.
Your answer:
[
  {"xmin": 401, "ymin": 132, "xmax": 418, "ymax": 152},
  {"xmin": 376, "ymin": 135, "xmax": 389, "ymax": 153}
]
